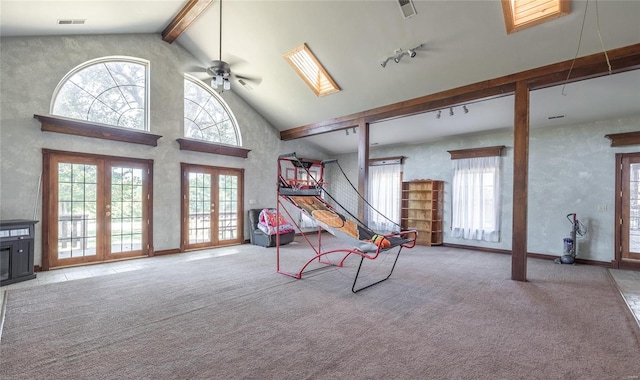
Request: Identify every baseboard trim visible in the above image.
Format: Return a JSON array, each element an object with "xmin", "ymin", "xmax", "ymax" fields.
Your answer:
[
  {"xmin": 441, "ymin": 243, "xmax": 613, "ymax": 268},
  {"xmin": 442, "ymin": 243, "xmax": 511, "ymax": 255},
  {"xmin": 619, "ymin": 259, "xmax": 640, "ymax": 270},
  {"xmin": 153, "ymin": 248, "xmax": 181, "ymax": 256}
]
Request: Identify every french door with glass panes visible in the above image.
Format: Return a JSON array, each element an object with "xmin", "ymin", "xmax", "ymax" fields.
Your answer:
[
  {"xmin": 181, "ymin": 163, "xmax": 243, "ymax": 250},
  {"xmin": 42, "ymin": 150, "xmax": 152, "ymax": 269},
  {"xmin": 617, "ymin": 152, "xmax": 640, "ymax": 269}
]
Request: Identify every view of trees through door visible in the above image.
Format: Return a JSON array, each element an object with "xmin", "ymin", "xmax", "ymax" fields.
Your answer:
[
  {"xmin": 181, "ymin": 163, "xmax": 243, "ymax": 250},
  {"xmin": 617, "ymin": 152, "xmax": 640, "ymax": 269},
  {"xmin": 42, "ymin": 150, "xmax": 152, "ymax": 269}
]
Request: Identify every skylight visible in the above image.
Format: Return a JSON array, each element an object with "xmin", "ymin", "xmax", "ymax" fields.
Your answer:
[
  {"xmin": 284, "ymin": 43, "xmax": 340, "ymax": 97},
  {"xmin": 502, "ymin": 0, "xmax": 569, "ymax": 34}
]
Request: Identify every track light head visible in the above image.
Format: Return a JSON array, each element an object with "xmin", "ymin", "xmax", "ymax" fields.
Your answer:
[
  {"xmin": 463, "ymin": 105, "xmax": 469, "ymax": 114},
  {"xmin": 393, "ymin": 49, "xmax": 404, "ymax": 63},
  {"xmin": 408, "ymin": 49, "xmax": 417, "ymax": 58},
  {"xmin": 380, "ymin": 56, "xmax": 392, "ymax": 68},
  {"xmin": 449, "ymin": 107, "xmax": 454, "ymax": 116},
  {"xmin": 436, "ymin": 110, "xmax": 441, "ymax": 119}
]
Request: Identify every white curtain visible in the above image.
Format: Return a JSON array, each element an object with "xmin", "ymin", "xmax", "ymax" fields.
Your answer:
[
  {"xmin": 368, "ymin": 163, "xmax": 402, "ymax": 232},
  {"xmin": 451, "ymin": 156, "xmax": 500, "ymax": 242}
]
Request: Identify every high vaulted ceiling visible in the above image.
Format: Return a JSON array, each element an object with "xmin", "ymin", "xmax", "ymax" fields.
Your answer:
[{"xmin": 1, "ymin": 1, "xmax": 639, "ymax": 154}]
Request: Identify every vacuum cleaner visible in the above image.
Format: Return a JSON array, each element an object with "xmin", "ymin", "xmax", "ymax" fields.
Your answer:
[{"xmin": 554, "ymin": 213, "xmax": 587, "ymax": 265}]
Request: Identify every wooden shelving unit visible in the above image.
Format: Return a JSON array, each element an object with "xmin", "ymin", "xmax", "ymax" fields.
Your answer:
[{"xmin": 401, "ymin": 180, "xmax": 443, "ymax": 246}]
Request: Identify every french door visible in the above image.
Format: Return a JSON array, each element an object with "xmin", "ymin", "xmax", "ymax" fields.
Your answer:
[
  {"xmin": 42, "ymin": 150, "xmax": 152, "ymax": 270},
  {"xmin": 181, "ymin": 163, "xmax": 243, "ymax": 251},
  {"xmin": 616, "ymin": 152, "xmax": 640, "ymax": 269}
]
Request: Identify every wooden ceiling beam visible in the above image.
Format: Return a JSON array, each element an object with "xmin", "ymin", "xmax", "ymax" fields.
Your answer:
[
  {"xmin": 162, "ymin": 0, "xmax": 214, "ymax": 44},
  {"xmin": 280, "ymin": 43, "xmax": 640, "ymax": 141}
]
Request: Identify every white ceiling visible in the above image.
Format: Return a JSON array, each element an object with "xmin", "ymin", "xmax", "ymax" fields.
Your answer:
[{"xmin": 1, "ymin": 0, "xmax": 639, "ymax": 154}]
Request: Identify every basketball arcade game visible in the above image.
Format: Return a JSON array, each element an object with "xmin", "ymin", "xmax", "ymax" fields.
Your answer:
[{"xmin": 275, "ymin": 153, "xmax": 417, "ymax": 293}]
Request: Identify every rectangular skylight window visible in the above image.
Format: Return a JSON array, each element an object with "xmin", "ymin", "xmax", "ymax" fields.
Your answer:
[
  {"xmin": 284, "ymin": 43, "xmax": 340, "ymax": 97},
  {"xmin": 502, "ymin": 0, "xmax": 569, "ymax": 34}
]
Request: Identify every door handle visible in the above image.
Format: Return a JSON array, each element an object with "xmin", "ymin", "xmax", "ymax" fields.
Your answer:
[{"xmin": 106, "ymin": 212, "xmax": 111, "ymax": 217}]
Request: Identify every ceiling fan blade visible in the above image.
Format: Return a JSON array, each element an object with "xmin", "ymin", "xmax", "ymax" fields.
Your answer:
[
  {"xmin": 185, "ymin": 66, "xmax": 212, "ymax": 81},
  {"xmin": 233, "ymin": 73, "xmax": 262, "ymax": 86},
  {"xmin": 224, "ymin": 53, "xmax": 248, "ymax": 68}
]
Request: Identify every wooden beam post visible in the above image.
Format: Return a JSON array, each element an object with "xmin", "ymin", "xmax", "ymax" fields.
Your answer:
[
  {"xmin": 512, "ymin": 80, "xmax": 529, "ymax": 281},
  {"xmin": 357, "ymin": 120, "xmax": 370, "ymax": 224},
  {"xmin": 162, "ymin": 0, "xmax": 214, "ymax": 44}
]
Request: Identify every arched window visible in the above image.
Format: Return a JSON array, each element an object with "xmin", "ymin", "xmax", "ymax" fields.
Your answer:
[
  {"xmin": 183, "ymin": 75, "xmax": 241, "ymax": 146},
  {"xmin": 51, "ymin": 56, "xmax": 149, "ymax": 131}
]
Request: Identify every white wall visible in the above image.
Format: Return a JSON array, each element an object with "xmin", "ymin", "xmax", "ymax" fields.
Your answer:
[
  {"xmin": 337, "ymin": 114, "xmax": 640, "ymax": 263},
  {"xmin": 0, "ymin": 33, "xmax": 326, "ymax": 266}
]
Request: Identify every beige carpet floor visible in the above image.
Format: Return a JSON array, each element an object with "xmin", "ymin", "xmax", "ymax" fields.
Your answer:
[{"xmin": 1, "ymin": 236, "xmax": 639, "ymax": 379}]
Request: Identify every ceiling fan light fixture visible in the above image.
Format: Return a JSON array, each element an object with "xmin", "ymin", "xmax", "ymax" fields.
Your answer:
[{"xmin": 208, "ymin": 0, "xmax": 231, "ymax": 91}]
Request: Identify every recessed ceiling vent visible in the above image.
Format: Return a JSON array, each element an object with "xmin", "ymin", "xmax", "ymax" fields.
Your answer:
[
  {"xmin": 57, "ymin": 19, "xmax": 86, "ymax": 25},
  {"xmin": 398, "ymin": 0, "xmax": 417, "ymax": 19}
]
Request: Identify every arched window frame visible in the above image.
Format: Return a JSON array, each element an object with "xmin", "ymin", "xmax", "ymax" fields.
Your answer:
[
  {"xmin": 50, "ymin": 56, "xmax": 151, "ymax": 131},
  {"xmin": 183, "ymin": 74, "xmax": 242, "ymax": 147}
]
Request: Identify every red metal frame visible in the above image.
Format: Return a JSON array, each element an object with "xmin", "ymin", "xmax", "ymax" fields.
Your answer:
[{"xmin": 275, "ymin": 153, "xmax": 417, "ymax": 292}]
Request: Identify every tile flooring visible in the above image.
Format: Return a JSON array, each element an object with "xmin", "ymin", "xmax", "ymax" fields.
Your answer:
[
  {"xmin": 608, "ymin": 268, "xmax": 640, "ymax": 326},
  {"xmin": 1, "ymin": 248, "xmax": 640, "ymax": 330}
]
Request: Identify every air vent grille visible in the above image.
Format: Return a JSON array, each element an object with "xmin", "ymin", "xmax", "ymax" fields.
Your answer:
[
  {"xmin": 398, "ymin": 0, "xmax": 417, "ymax": 19},
  {"xmin": 57, "ymin": 19, "xmax": 86, "ymax": 25}
]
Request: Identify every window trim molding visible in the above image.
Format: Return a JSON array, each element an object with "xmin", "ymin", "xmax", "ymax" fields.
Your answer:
[
  {"xmin": 448, "ymin": 145, "xmax": 505, "ymax": 160},
  {"xmin": 501, "ymin": 0, "xmax": 570, "ymax": 34},
  {"xmin": 176, "ymin": 138, "xmax": 251, "ymax": 158},
  {"xmin": 369, "ymin": 156, "xmax": 404, "ymax": 166},
  {"xmin": 35, "ymin": 114, "xmax": 162, "ymax": 147},
  {"xmin": 605, "ymin": 131, "xmax": 640, "ymax": 147},
  {"xmin": 284, "ymin": 43, "xmax": 341, "ymax": 97}
]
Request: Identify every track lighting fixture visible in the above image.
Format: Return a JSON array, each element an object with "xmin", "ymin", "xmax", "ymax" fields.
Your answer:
[
  {"xmin": 352, "ymin": 127, "xmax": 357, "ymax": 134},
  {"xmin": 345, "ymin": 129, "xmax": 349, "ymax": 136},
  {"xmin": 379, "ymin": 43, "xmax": 423, "ymax": 68},
  {"xmin": 435, "ymin": 105, "xmax": 470, "ymax": 119}
]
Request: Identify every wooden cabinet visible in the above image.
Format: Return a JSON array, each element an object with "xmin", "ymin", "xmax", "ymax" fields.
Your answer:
[
  {"xmin": 1, "ymin": 220, "xmax": 38, "ymax": 286},
  {"xmin": 401, "ymin": 180, "xmax": 443, "ymax": 246}
]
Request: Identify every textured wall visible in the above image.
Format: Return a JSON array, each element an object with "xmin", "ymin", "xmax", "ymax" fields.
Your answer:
[
  {"xmin": 0, "ymin": 34, "xmax": 326, "ymax": 266},
  {"xmin": 339, "ymin": 114, "xmax": 640, "ymax": 263}
]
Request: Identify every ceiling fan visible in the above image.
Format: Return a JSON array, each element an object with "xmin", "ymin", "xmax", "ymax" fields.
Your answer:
[{"xmin": 206, "ymin": 0, "xmax": 261, "ymax": 91}]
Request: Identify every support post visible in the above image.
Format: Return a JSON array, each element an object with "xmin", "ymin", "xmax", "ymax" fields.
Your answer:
[
  {"xmin": 357, "ymin": 119, "xmax": 370, "ymax": 224},
  {"xmin": 512, "ymin": 80, "xmax": 529, "ymax": 281}
]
